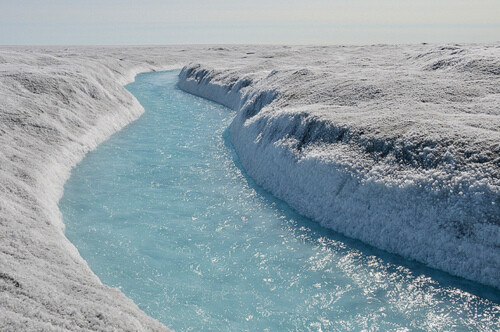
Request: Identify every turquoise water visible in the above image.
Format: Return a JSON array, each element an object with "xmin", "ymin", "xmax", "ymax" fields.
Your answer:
[{"xmin": 60, "ymin": 71, "xmax": 499, "ymax": 331}]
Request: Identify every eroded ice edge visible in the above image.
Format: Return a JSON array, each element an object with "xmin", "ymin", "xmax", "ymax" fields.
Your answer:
[
  {"xmin": 0, "ymin": 45, "xmax": 498, "ymax": 330},
  {"xmin": 177, "ymin": 51, "xmax": 500, "ymax": 290}
]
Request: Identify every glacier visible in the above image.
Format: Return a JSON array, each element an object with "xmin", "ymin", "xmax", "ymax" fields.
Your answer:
[{"xmin": 0, "ymin": 44, "xmax": 499, "ymax": 330}]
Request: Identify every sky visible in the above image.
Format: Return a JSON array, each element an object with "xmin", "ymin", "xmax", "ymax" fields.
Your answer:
[{"xmin": 1, "ymin": 0, "xmax": 499, "ymax": 45}]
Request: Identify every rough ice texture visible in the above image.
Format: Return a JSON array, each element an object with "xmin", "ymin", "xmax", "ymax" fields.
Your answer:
[
  {"xmin": 0, "ymin": 44, "xmax": 499, "ymax": 330},
  {"xmin": 177, "ymin": 44, "xmax": 500, "ymax": 290},
  {"xmin": 0, "ymin": 47, "xmax": 179, "ymax": 331}
]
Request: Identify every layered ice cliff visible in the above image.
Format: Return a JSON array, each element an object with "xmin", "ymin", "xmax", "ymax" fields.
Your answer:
[{"xmin": 0, "ymin": 44, "xmax": 499, "ymax": 330}]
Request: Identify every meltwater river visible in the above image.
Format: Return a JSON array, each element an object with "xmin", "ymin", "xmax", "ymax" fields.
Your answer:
[{"xmin": 60, "ymin": 71, "xmax": 499, "ymax": 331}]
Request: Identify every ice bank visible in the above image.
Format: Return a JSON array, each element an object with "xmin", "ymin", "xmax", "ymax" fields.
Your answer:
[
  {"xmin": 0, "ymin": 46, "xmax": 178, "ymax": 331},
  {"xmin": 178, "ymin": 54, "xmax": 500, "ymax": 289}
]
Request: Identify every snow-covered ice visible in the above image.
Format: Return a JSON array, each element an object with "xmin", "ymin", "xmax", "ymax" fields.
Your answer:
[
  {"xmin": 0, "ymin": 44, "xmax": 499, "ymax": 330},
  {"xmin": 178, "ymin": 44, "xmax": 500, "ymax": 290}
]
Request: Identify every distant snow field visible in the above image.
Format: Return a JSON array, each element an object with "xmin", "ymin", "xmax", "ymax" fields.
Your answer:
[{"xmin": 0, "ymin": 45, "xmax": 498, "ymax": 330}]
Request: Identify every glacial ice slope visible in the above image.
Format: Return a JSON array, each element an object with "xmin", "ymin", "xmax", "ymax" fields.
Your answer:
[
  {"xmin": 0, "ymin": 44, "xmax": 498, "ymax": 330},
  {"xmin": 0, "ymin": 48, "xmax": 178, "ymax": 331},
  {"xmin": 178, "ymin": 44, "xmax": 500, "ymax": 289}
]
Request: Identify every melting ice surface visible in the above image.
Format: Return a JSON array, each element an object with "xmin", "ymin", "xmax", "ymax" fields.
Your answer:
[{"xmin": 60, "ymin": 71, "xmax": 499, "ymax": 331}]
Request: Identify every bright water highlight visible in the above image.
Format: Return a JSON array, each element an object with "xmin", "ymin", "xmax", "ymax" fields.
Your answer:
[{"xmin": 60, "ymin": 71, "xmax": 499, "ymax": 331}]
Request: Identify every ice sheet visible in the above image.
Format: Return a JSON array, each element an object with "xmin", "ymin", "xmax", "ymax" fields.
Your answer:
[{"xmin": 0, "ymin": 44, "xmax": 498, "ymax": 330}]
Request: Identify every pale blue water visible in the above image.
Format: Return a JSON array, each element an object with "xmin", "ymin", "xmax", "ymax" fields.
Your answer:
[{"xmin": 60, "ymin": 71, "xmax": 499, "ymax": 331}]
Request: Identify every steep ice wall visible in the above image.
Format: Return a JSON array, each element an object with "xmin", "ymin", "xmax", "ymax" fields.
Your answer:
[{"xmin": 178, "ymin": 48, "xmax": 500, "ymax": 289}]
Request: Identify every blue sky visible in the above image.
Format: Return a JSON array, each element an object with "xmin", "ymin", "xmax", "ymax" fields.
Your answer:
[{"xmin": 1, "ymin": 0, "xmax": 499, "ymax": 45}]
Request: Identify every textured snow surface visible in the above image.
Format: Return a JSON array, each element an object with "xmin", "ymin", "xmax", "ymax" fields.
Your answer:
[
  {"xmin": 0, "ymin": 44, "xmax": 499, "ymax": 330},
  {"xmin": 177, "ymin": 44, "xmax": 500, "ymax": 290}
]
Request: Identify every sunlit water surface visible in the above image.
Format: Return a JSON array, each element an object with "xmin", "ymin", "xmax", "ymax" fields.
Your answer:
[{"xmin": 60, "ymin": 71, "xmax": 499, "ymax": 331}]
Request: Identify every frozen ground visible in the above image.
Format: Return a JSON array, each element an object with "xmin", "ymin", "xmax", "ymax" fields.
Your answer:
[{"xmin": 0, "ymin": 44, "xmax": 498, "ymax": 330}]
